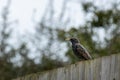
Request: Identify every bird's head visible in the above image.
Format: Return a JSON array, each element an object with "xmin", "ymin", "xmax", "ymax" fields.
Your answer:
[{"xmin": 66, "ymin": 37, "xmax": 79, "ymax": 44}]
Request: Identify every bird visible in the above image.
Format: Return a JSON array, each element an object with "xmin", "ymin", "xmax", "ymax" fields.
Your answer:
[{"xmin": 66, "ymin": 37, "xmax": 92, "ymax": 60}]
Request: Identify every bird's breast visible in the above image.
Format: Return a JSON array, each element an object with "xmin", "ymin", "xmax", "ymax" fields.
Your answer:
[{"xmin": 72, "ymin": 45, "xmax": 79, "ymax": 55}]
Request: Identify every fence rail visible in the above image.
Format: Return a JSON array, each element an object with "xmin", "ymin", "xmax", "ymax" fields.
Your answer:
[{"xmin": 14, "ymin": 53, "xmax": 120, "ymax": 80}]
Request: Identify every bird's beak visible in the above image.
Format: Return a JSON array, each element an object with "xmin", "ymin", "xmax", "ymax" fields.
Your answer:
[{"xmin": 65, "ymin": 38, "xmax": 70, "ymax": 41}]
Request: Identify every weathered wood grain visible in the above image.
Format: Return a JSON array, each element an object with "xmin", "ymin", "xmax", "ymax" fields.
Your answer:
[{"xmin": 13, "ymin": 53, "xmax": 120, "ymax": 80}]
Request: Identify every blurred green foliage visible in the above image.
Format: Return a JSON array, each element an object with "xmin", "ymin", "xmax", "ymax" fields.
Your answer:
[
  {"xmin": 0, "ymin": 1, "xmax": 120, "ymax": 80},
  {"xmin": 57, "ymin": 2, "xmax": 120, "ymax": 63}
]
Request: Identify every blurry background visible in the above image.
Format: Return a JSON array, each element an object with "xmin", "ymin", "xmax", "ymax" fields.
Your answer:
[{"xmin": 0, "ymin": 0, "xmax": 120, "ymax": 80}]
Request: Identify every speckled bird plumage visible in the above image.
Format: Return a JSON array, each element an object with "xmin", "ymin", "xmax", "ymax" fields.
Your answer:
[{"xmin": 66, "ymin": 38, "xmax": 92, "ymax": 60}]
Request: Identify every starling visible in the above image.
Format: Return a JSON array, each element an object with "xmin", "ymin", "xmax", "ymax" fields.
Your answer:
[{"xmin": 66, "ymin": 37, "xmax": 92, "ymax": 60}]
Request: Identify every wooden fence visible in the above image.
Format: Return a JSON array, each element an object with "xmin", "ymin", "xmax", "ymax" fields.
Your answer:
[{"xmin": 14, "ymin": 53, "xmax": 120, "ymax": 80}]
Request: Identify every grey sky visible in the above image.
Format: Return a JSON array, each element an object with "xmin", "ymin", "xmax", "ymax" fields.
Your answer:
[{"xmin": 0, "ymin": 0, "xmax": 119, "ymax": 65}]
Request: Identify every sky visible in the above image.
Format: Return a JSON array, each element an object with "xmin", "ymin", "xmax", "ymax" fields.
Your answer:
[
  {"xmin": 0, "ymin": 0, "xmax": 118, "ymax": 34},
  {"xmin": 0, "ymin": 0, "xmax": 87, "ymax": 35},
  {"xmin": 0, "ymin": 0, "xmax": 85, "ymax": 64},
  {"xmin": 0, "ymin": 0, "xmax": 48, "ymax": 34},
  {"xmin": 0, "ymin": 0, "xmax": 119, "ymax": 64},
  {"xmin": 0, "ymin": 0, "xmax": 91, "ymax": 49}
]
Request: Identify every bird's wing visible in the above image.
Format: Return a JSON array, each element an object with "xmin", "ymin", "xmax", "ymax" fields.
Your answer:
[{"xmin": 76, "ymin": 44, "xmax": 92, "ymax": 60}]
